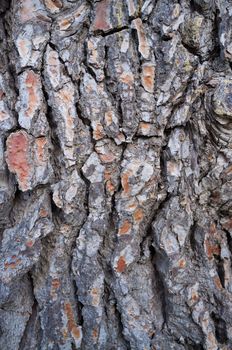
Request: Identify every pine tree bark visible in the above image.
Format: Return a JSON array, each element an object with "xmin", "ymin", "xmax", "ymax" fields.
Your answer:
[{"xmin": 1, "ymin": 0, "xmax": 232, "ymax": 349}]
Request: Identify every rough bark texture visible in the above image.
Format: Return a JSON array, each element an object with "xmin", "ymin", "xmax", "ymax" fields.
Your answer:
[{"xmin": 1, "ymin": 0, "xmax": 232, "ymax": 349}]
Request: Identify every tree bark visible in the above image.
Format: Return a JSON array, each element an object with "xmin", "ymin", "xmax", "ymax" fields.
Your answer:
[{"xmin": 1, "ymin": 0, "xmax": 232, "ymax": 349}]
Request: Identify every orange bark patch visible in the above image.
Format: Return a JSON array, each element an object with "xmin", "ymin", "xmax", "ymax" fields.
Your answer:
[
  {"xmin": 205, "ymin": 239, "xmax": 220, "ymax": 259},
  {"xmin": 133, "ymin": 208, "xmax": 144, "ymax": 222},
  {"xmin": 214, "ymin": 276, "xmax": 222, "ymax": 290},
  {"xmin": 92, "ymin": 328, "xmax": 98, "ymax": 339},
  {"xmin": 104, "ymin": 111, "xmax": 113, "ymax": 126},
  {"xmin": 17, "ymin": 38, "xmax": 30, "ymax": 59},
  {"xmin": 39, "ymin": 208, "xmax": 48, "ymax": 217},
  {"xmin": 50, "ymin": 278, "xmax": 61, "ymax": 300},
  {"xmin": 142, "ymin": 64, "xmax": 155, "ymax": 93},
  {"xmin": 25, "ymin": 71, "xmax": 40, "ymax": 118},
  {"xmin": 178, "ymin": 258, "xmax": 186, "ymax": 269},
  {"xmin": 116, "ymin": 132, "xmax": 126, "ymax": 143},
  {"xmin": 91, "ymin": 288, "xmax": 98, "ymax": 296},
  {"xmin": 26, "ymin": 240, "xmax": 34, "ymax": 248},
  {"xmin": 44, "ymin": 0, "xmax": 62, "ymax": 12},
  {"xmin": 118, "ymin": 220, "xmax": 132, "ymax": 235},
  {"xmin": 209, "ymin": 223, "xmax": 217, "ymax": 235},
  {"xmin": 132, "ymin": 18, "xmax": 150, "ymax": 59},
  {"xmin": 59, "ymin": 17, "xmax": 73, "ymax": 30},
  {"xmin": 120, "ymin": 72, "xmax": 134, "ymax": 86},
  {"xmin": 59, "ymin": 88, "xmax": 73, "ymax": 104},
  {"xmin": 99, "ymin": 152, "xmax": 115, "ymax": 163},
  {"xmin": 6, "ymin": 131, "xmax": 31, "ymax": 191},
  {"xmin": 51, "ymin": 278, "xmax": 60, "ymax": 290},
  {"xmin": 19, "ymin": 0, "xmax": 36, "ymax": 22},
  {"xmin": 92, "ymin": 0, "xmax": 111, "ymax": 32},
  {"xmin": 167, "ymin": 160, "xmax": 180, "ymax": 177},
  {"xmin": 93, "ymin": 123, "xmax": 104, "ymax": 140},
  {"xmin": 64, "ymin": 302, "xmax": 81, "ymax": 340},
  {"xmin": 126, "ymin": 202, "xmax": 137, "ymax": 210},
  {"xmin": 104, "ymin": 170, "xmax": 115, "ymax": 194},
  {"xmin": 62, "ymin": 329, "xmax": 69, "ymax": 339},
  {"xmin": 91, "ymin": 288, "xmax": 100, "ymax": 306},
  {"xmin": 67, "ymin": 114, "xmax": 74, "ymax": 128},
  {"xmin": 204, "ymin": 224, "xmax": 221, "ymax": 259},
  {"xmin": 35, "ymin": 137, "xmax": 47, "ymax": 163},
  {"xmin": 72, "ymin": 326, "xmax": 81, "ymax": 339},
  {"xmin": 121, "ymin": 171, "xmax": 131, "ymax": 195},
  {"xmin": 4, "ymin": 257, "xmax": 22, "ymax": 270},
  {"xmin": 0, "ymin": 110, "xmax": 8, "ymax": 121},
  {"xmin": 116, "ymin": 256, "xmax": 127, "ymax": 273},
  {"xmin": 19, "ymin": 0, "xmax": 50, "ymax": 23},
  {"xmin": 191, "ymin": 291, "xmax": 198, "ymax": 302},
  {"xmin": 139, "ymin": 122, "xmax": 151, "ymax": 130},
  {"xmin": 106, "ymin": 180, "xmax": 115, "ymax": 194}
]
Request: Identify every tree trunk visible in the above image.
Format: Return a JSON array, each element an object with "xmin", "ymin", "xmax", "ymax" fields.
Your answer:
[{"xmin": 1, "ymin": 0, "xmax": 232, "ymax": 349}]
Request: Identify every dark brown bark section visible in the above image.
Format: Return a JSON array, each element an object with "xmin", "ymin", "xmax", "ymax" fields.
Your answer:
[{"xmin": 0, "ymin": 0, "xmax": 232, "ymax": 349}]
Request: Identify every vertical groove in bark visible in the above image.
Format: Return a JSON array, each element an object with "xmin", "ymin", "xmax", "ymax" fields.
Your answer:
[{"xmin": 1, "ymin": 0, "xmax": 232, "ymax": 349}]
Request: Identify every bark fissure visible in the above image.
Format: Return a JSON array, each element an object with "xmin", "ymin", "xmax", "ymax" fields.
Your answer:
[{"xmin": 1, "ymin": 0, "xmax": 232, "ymax": 349}]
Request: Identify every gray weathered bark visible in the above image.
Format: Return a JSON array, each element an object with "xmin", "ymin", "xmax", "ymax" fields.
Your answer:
[{"xmin": 1, "ymin": 0, "xmax": 232, "ymax": 349}]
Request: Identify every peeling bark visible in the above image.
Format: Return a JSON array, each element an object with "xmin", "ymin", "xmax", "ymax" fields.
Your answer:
[{"xmin": 1, "ymin": 0, "xmax": 232, "ymax": 349}]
